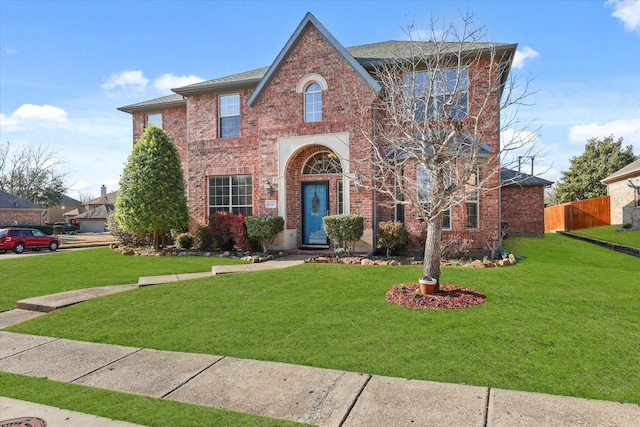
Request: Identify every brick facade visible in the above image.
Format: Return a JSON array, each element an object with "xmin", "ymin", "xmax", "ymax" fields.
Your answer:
[
  {"xmin": 501, "ymin": 185, "xmax": 546, "ymax": 236},
  {"xmin": 119, "ymin": 13, "xmax": 523, "ymax": 255},
  {"xmin": 0, "ymin": 209, "xmax": 43, "ymax": 226}
]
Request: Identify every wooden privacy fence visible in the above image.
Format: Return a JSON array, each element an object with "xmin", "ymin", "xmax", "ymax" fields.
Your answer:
[{"xmin": 544, "ymin": 196, "xmax": 610, "ymax": 231}]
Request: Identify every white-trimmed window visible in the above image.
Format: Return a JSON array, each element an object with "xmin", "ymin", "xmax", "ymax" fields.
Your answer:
[
  {"xmin": 404, "ymin": 68, "xmax": 468, "ymax": 121},
  {"xmin": 146, "ymin": 113, "xmax": 162, "ymax": 128},
  {"xmin": 219, "ymin": 94, "xmax": 240, "ymax": 138},
  {"xmin": 337, "ymin": 180, "xmax": 344, "ymax": 214},
  {"xmin": 417, "ymin": 165, "xmax": 451, "ymax": 229},
  {"xmin": 208, "ymin": 175, "xmax": 252, "ymax": 215},
  {"xmin": 302, "ymin": 152, "xmax": 342, "ymax": 175},
  {"xmin": 304, "ymin": 83, "xmax": 322, "ymax": 122},
  {"xmin": 465, "ymin": 168, "xmax": 479, "ymax": 229}
]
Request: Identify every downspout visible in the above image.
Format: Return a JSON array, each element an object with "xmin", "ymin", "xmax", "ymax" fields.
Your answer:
[{"xmin": 367, "ymin": 106, "xmax": 378, "ymax": 258}]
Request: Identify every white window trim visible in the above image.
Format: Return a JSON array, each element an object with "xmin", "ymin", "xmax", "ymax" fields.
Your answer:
[
  {"xmin": 219, "ymin": 93, "xmax": 240, "ymax": 138},
  {"xmin": 295, "ymin": 73, "xmax": 328, "ymax": 93}
]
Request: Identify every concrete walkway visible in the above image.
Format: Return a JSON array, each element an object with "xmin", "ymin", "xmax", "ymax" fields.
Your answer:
[{"xmin": 2, "ymin": 256, "xmax": 639, "ymax": 426}]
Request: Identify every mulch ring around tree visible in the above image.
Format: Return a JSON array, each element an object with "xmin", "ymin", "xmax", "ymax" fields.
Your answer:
[{"xmin": 386, "ymin": 283, "xmax": 486, "ymax": 310}]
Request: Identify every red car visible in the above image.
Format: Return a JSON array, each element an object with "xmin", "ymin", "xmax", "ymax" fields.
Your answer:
[{"xmin": 0, "ymin": 228, "xmax": 61, "ymax": 254}]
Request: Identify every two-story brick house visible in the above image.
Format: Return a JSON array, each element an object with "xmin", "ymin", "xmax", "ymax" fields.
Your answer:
[{"xmin": 119, "ymin": 13, "xmax": 525, "ymax": 253}]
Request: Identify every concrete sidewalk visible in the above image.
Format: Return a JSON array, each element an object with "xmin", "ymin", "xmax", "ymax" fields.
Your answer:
[
  {"xmin": 2, "ymin": 256, "xmax": 639, "ymax": 426},
  {"xmin": 1, "ymin": 331, "xmax": 639, "ymax": 426}
]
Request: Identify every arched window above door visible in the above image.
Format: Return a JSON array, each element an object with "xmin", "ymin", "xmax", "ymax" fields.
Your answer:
[{"xmin": 302, "ymin": 151, "xmax": 343, "ymax": 175}]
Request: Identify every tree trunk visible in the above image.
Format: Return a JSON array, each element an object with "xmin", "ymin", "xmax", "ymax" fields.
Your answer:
[{"xmin": 423, "ymin": 214, "xmax": 443, "ymax": 292}]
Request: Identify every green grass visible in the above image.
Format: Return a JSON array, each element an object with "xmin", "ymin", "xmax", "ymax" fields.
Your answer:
[
  {"xmin": 0, "ymin": 372, "xmax": 303, "ymax": 426},
  {"xmin": 7, "ymin": 234, "xmax": 640, "ymax": 409},
  {"xmin": 571, "ymin": 225, "xmax": 640, "ymax": 248},
  {"xmin": 0, "ymin": 247, "xmax": 246, "ymax": 311}
]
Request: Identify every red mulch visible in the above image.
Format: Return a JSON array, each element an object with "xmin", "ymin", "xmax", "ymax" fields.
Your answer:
[{"xmin": 386, "ymin": 283, "xmax": 486, "ymax": 310}]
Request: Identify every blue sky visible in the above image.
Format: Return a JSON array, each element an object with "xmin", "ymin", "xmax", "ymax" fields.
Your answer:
[{"xmin": 1, "ymin": 0, "xmax": 639, "ymax": 199}]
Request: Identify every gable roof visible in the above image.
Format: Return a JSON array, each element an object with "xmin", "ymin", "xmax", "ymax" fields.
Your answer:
[
  {"xmin": 118, "ymin": 94, "xmax": 186, "ymax": 114},
  {"xmin": 0, "ymin": 190, "xmax": 45, "ymax": 210},
  {"xmin": 117, "ymin": 13, "xmax": 517, "ymax": 113},
  {"xmin": 601, "ymin": 159, "xmax": 640, "ymax": 184},
  {"xmin": 75, "ymin": 204, "xmax": 114, "ymax": 220},
  {"xmin": 61, "ymin": 194, "xmax": 82, "ymax": 205},
  {"xmin": 247, "ymin": 12, "xmax": 383, "ymax": 106},
  {"xmin": 86, "ymin": 191, "xmax": 118, "ymax": 206},
  {"xmin": 500, "ymin": 168, "xmax": 553, "ymax": 187}
]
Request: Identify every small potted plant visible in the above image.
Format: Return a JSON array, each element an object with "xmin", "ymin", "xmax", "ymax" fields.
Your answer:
[{"xmin": 418, "ymin": 277, "xmax": 437, "ymax": 294}]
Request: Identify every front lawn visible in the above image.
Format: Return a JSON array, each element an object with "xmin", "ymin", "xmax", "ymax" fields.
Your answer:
[
  {"xmin": 0, "ymin": 247, "xmax": 246, "ymax": 311},
  {"xmin": 571, "ymin": 225, "xmax": 640, "ymax": 248},
  {"xmin": 7, "ymin": 234, "xmax": 640, "ymax": 408}
]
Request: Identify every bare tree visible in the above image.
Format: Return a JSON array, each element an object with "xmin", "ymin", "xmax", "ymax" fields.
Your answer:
[
  {"xmin": 356, "ymin": 14, "xmax": 539, "ymax": 290},
  {"xmin": 0, "ymin": 141, "xmax": 69, "ymax": 207},
  {"xmin": 76, "ymin": 191, "xmax": 96, "ymax": 204}
]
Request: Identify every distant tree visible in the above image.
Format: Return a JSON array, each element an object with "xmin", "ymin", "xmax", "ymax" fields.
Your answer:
[
  {"xmin": 0, "ymin": 141, "xmax": 68, "ymax": 207},
  {"xmin": 76, "ymin": 191, "xmax": 95, "ymax": 203},
  {"xmin": 552, "ymin": 136, "xmax": 636, "ymax": 204},
  {"xmin": 115, "ymin": 126, "xmax": 189, "ymax": 249}
]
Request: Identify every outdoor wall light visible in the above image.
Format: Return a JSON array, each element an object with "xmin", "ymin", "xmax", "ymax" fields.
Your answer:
[{"xmin": 265, "ymin": 179, "xmax": 273, "ymax": 196}]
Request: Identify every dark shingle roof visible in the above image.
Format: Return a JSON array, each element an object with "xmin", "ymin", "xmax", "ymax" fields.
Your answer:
[
  {"xmin": 117, "ymin": 94, "xmax": 186, "ymax": 114},
  {"xmin": 86, "ymin": 191, "xmax": 118, "ymax": 206},
  {"xmin": 500, "ymin": 168, "xmax": 553, "ymax": 187},
  {"xmin": 118, "ymin": 13, "xmax": 516, "ymax": 112},
  {"xmin": 61, "ymin": 194, "xmax": 82, "ymax": 205},
  {"xmin": 0, "ymin": 190, "xmax": 45, "ymax": 210},
  {"xmin": 75, "ymin": 204, "xmax": 114, "ymax": 220},
  {"xmin": 173, "ymin": 67, "xmax": 270, "ymax": 96}
]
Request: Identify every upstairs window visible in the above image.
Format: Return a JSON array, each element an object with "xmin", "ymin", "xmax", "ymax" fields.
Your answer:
[
  {"xmin": 417, "ymin": 165, "xmax": 451, "ymax": 229},
  {"xmin": 219, "ymin": 94, "xmax": 240, "ymax": 138},
  {"xmin": 146, "ymin": 113, "xmax": 162, "ymax": 128},
  {"xmin": 404, "ymin": 68, "xmax": 468, "ymax": 121},
  {"xmin": 304, "ymin": 83, "xmax": 322, "ymax": 122}
]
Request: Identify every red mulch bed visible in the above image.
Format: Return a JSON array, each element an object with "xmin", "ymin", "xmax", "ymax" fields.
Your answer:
[{"xmin": 386, "ymin": 283, "xmax": 486, "ymax": 310}]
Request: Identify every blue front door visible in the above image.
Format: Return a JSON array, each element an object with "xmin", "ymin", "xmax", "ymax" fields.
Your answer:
[{"xmin": 301, "ymin": 181, "xmax": 329, "ymax": 246}]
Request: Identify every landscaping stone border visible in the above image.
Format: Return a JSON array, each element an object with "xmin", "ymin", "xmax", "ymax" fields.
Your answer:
[{"xmin": 557, "ymin": 231, "xmax": 639, "ymax": 257}]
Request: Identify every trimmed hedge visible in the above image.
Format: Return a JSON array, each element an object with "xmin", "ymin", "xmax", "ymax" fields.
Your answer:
[
  {"xmin": 322, "ymin": 214, "xmax": 364, "ymax": 255},
  {"xmin": 245, "ymin": 215, "xmax": 284, "ymax": 254}
]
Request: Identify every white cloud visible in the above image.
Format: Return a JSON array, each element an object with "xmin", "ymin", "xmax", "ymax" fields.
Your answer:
[
  {"xmin": 13, "ymin": 104, "xmax": 68, "ymax": 122},
  {"xmin": 606, "ymin": 0, "xmax": 640, "ymax": 33},
  {"xmin": 154, "ymin": 74, "xmax": 204, "ymax": 92},
  {"xmin": 0, "ymin": 104, "xmax": 68, "ymax": 131},
  {"xmin": 100, "ymin": 70, "xmax": 148, "ymax": 92},
  {"xmin": 568, "ymin": 118, "xmax": 640, "ymax": 145},
  {"xmin": 5, "ymin": 47, "xmax": 18, "ymax": 54},
  {"xmin": 512, "ymin": 46, "xmax": 540, "ymax": 69}
]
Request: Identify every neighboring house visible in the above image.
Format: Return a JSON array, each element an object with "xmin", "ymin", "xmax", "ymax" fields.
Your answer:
[
  {"xmin": 46, "ymin": 194, "xmax": 84, "ymax": 224},
  {"xmin": 0, "ymin": 190, "xmax": 46, "ymax": 226},
  {"xmin": 73, "ymin": 186, "xmax": 117, "ymax": 232},
  {"xmin": 500, "ymin": 169, "xmax": 553, "ymax": 236},
  {"xmin": 601, "ymin": 159, "xmax": 640, "ymax": 226},
  {"xmin": 118, "ymin": 13, "xmax": 524, "ymax": 254}
]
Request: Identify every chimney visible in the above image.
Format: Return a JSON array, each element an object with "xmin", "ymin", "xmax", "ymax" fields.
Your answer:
[{"xmin": 101, "ymin": 185, "xmax": 107, "ymax": 197}]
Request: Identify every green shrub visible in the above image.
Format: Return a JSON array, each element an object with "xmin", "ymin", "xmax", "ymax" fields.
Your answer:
[
  {"xmin": 245, "ymin": 215, "xmax": 284, "ymax": 254},
  {"xmin": 175, "ymin": 232, "xmax": 194, "ymax": 249},
  {"xmin": 322, "ymin": 214, "xmax": 364, "ymax": 255},
  {"xmin": 195, "ymin": 225, "xmax": 214, "ymax": 251},
  {"xmin": 52, "ymin": 225, "xmax": 64, "ymax": 235},
  {"xmin": 377, "ymin": 221, "xmax": 407, "ymax": 257}
]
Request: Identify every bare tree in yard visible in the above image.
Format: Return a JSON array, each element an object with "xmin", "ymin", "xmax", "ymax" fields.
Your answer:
[
  {"xmin": 0, "ymin": 141, "xmax": 68, "ymax": 207},
  {"xmin": 357, "ymin": 14, "xmax": 539, "ymax": 290}
]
